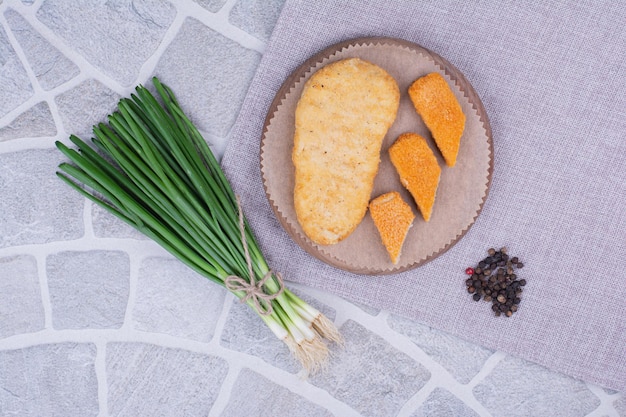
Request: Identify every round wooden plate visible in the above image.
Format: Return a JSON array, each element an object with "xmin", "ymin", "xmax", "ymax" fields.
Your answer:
[{"xmin": 260, "ymin": 37, "xmax": 493, "ymax": 275}]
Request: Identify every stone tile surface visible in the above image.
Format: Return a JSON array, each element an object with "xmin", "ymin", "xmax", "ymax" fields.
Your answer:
[
  {"xmin": 0, "ymin": 101, "xmax": 56, "ymax": 141},
  {"xmin": 310, "ymin": 320, "xmax": 431, "ymax": 417},
  {"xmin": 193, "ymin": 0, "xmax": 228, "ymax": 13},
  {"xmin": 36, "ymin": 0, "xmax": 176, "ymax": 86},
  {"xmin": 55, "ymin": 78, "xmax": 120, "ymax": 138},
  {"xmin": 411, "ymin": 388, "xmax": 479, "ymax": 417},
  {"xmin": 0, "ymin": 149, "xmax": 84, "ymax": 248},
  {"xmin": 221, "ymin": 368, "xmax": 333, "ymax": 417},
  {"xmin": 154, "ymin": 17, "xmax": 261, "ymax": 137},
  {"xmin": 473, "ymin": 355, "xmax": 600, "ymax": 416},
  {"xmin": 106, "ymin": 342, "xmax": 228, "ymax": 417},
  {"xmin": 229, "ymin": 0, "xmax": 285, "ymax": 41},
  {"xmin": 47, "ymin": 250, "xmax": 129, "ymax": 329},
  {"xmin": 0, "ymin": 254, "xmax": 44, "ymax": 338},
  {"xmin": 0, "ymin": 343, "xmax": 99, "ymax": 416},
  {"xmin": 133, "ymin": 256, "xmax": 227, "ymax": 342},
  {"xmin": 4, "ymin": 8, "xmax": 79, "ymax": 90},
  {"xmin": 91, "ymin": 202, "xmax": 149, "ymax": 239},
  {"xmin": 387, "ymin": 313, "xmax": 493, "ymax": 384},
  {"xmin": 0, "ymin": 23, "xmax": 33, "ymax": 118}
]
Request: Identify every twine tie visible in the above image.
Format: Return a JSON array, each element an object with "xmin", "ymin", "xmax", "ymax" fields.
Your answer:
[{"xmin": 224, "ymin": 196, "xmax": 284, "ymax": 316}]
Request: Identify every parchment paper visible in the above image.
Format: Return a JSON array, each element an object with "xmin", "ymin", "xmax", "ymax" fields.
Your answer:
[{"xmin": 261, "ymin": 39, "xmax": 492, "ymax": 274}]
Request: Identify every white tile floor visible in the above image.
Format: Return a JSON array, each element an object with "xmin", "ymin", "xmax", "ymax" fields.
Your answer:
[{"xmin": 0, "ymin": 1, "xmax": 624, "ymax": 416}]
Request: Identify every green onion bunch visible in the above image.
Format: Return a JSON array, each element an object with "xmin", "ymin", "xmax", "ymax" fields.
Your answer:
[{"xmin": 56, "ymin": 77, "xmax": 341, "ymax": 372}]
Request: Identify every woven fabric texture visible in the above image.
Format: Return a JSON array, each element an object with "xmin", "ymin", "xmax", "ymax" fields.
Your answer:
[{"xmin": 221, "ymin": 0, "xmax": 626, "ymax": 391}]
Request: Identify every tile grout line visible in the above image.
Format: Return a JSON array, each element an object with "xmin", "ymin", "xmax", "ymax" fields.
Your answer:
[
  {"xmin": 215, "ymin": 0, "xmax": 239, "ymax": 17},
  {"xmin": 0, "ymin": 237, "xmax": 171, "ymax": 259},
  {"xmin": 395, "ymin": 379, "xmax": 438, "ymax": 417},
  {"xmin": 95, "ymin": 339, "xmax": 109, "ymax": 417},
  {"xmin": 8, "ymin": 2, "xmax": 128, "ymax": 96},
  {"xmin": 206, "ymin": 361, "xmax": 242, "ymax": 417},
  {"xmin": 0, "ymin": 72, "xmax": 89, "ymax": 133},
  {"xmin": 0, "ymin": 7, "xmax": 44, "ymax": 97},
  {"xmin": 82, "ymin": 199, "xmax": 95, "ymax": 239},
  {"xmin": 34, "ymin": 252, "xmax": 53, "ymax": 330},
  {"xmin": 584, "ymin": 382, "xmax": 621, "ymax": 417},
  {"xmin": 130, "ymin": 4, "xmax": 186, "ymax": 89},
  {"xmin": 204, "ymin": 292, "xmax": 237, "ymax": 417},
  {"xmin": 206, "ymin": 291, "xmax": 236, "ymax": 348},
  {"xmin": 465, "ymin": 350, "xmax": 506, "ymax": 389},
  {"xmin": 121, "ymin": 251, "xmax": 142, "ymax": 331},
  {"xmin": 177, "ymin": 0, "xmax": 266, "ymax": 54}
]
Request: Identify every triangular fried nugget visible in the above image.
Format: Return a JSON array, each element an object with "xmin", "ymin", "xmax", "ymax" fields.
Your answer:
[
  {"xmin": 389, "ymin": 133, "xmax": 441, "ymax": 222},
  {"xmin": 408, "ymin": 72, "xmax": 465, "ymax": 167},
  {"xmin": 369, "ymin": 192, "xmax": 415, "ymax": 264}
]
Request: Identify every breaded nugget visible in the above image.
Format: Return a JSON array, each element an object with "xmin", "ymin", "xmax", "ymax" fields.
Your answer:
[
  {"xmin": 293, "ymin": 58, "xmax": 400, "ymax": 245},
  {"xmin": 389, "ymin": 132, "xmax": 441, "ymax": 222},
  {"xmin": 369, "ymin": 192, "xmax": 415, "ymax": 264},
  {"xmin": 408, "ymin": 72, "xmax": 465, "ymax": 167}
]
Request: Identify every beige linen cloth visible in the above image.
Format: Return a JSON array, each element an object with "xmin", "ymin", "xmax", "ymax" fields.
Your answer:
[{"xmin": 221, "ymin": 0, "xmax": 626, "ymax": 391}]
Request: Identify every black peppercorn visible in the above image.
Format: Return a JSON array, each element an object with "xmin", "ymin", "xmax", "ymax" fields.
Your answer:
[{"xmin": 464, "ymin": 248, "xmax": 525, "ymax": 317}]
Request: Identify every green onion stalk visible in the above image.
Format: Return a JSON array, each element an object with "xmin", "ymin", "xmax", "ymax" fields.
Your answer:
[{"xmin": 55, "ymin": 77, "xmax": 342, "ymax": 373}]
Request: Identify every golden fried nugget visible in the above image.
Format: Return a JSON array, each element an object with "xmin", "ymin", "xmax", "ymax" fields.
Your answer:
[
  {"xmin": 389, "ymin": 132, "xmax": 441, "ymax": 222},
  {"xmin": 293, "ymin": 58, "xmax": 400, "ymax": 245},
  {"xmin": 369, "ymin": 192, "xmax": 415, "ymax": 264},
  {"xmin": 408, "ymin": 72, "xmax": 465, "ymax": 167}
]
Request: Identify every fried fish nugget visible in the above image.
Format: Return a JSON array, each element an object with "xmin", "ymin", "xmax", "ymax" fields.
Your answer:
[
  {"xmin": 369, "ymin": 192, "xmax": 415, "ymax": 264},
  {"xmin": 389, "ymin": 132, "xmax": 441, "ymax": 222},
  {"xmin": 408, "ymin": 72, "xmax": 465, "ymax": 167},
  {"xmin": 293, "ymin": 58, "xmax": 400, "ymax": 245}
]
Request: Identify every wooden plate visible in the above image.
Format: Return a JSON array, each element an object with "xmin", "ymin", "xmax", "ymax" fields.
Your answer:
[{"xmin": 260, "ymin": 37, "xmax": 493, "ymax": 275}]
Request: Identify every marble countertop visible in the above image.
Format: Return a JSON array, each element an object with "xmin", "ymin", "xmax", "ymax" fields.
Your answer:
[{"xmin": 0, "ymin": 1, "xmax": 624, "ymax": 416}]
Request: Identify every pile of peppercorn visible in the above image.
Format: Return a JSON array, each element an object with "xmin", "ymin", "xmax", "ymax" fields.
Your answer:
[{"xmin": 465, "ymin": 247, "xmax": 526, "ymax": 317}]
